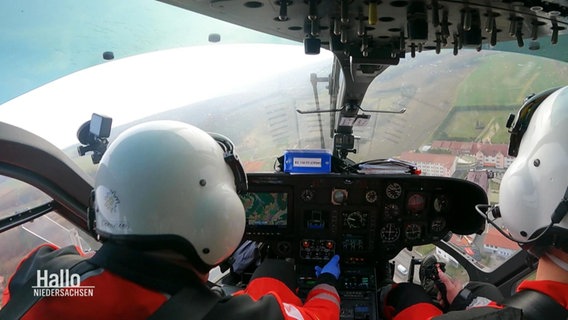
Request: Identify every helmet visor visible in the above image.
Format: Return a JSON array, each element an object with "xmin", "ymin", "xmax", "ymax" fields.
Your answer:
[{"xmin": 507, "ymin": 87, "xmax": 561, "ymax": 157}]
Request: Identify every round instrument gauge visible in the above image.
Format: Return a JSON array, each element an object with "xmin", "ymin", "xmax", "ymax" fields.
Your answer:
[
  {"xmin": 343, "ymin": 211, "xmax": 367, "ymax": 229},
  {"xmin": 365, "ymin": 190, "xmax": 378, "ymax": 203},
  {"xmin": 433, "ymin": 195, "xmax": 449, "ymax": 213},
  {"xmin": 407, "ymin": 193, "xmax": 426, "ymax": 214},
  {"xmin": 331, "ymin": 188, "xmax": 348, "ymax": 205},
  {"xmin": 384, "ymin": 203, "xmax": 401, "ymax": 220},
  {"xmin": 385, "ymin": 183, "xmax": 402, "ymax": 199},
  {"xmin": 430, "ymin": 216, "xmax": 447, "ymax": 232},
  {"xmin": 380, "ymin": 223, "xmax": 400, "ymax": 243},
  {"xmin": 405, "ymin": 223, "xmax": 422, "ymax": 240}
]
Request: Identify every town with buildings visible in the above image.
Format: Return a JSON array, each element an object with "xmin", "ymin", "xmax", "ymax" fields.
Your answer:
[
  {"xmin": 399, "ymin": 140, "xmax": 520, "ymax": 272},
  {"xmin": 399, "ymin": 140, "xmax": 515, "ymax": 178}
]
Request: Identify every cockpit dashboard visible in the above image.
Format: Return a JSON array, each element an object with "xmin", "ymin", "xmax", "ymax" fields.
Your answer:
[
  {"xmin": 242, "ymin": 172, "xmax": 486, "ymax": 264},
  {"xmin": 240, "ymin": 172, "xmax": 486, "ymax": 319}
]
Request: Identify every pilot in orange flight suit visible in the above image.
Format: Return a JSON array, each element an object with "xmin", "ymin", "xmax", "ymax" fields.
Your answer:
[
  {"xmin": 378, "ymin": 87, "xmax": 568, "ymax": 320},
  {"xmin": 0, "ymin": 121, "xmax": 341, "ymax": 320}
]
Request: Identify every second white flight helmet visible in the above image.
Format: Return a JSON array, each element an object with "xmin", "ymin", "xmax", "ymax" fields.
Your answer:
[{"xmin": 500, "ymin": 86, "xmax": 568, "ymax": 244}]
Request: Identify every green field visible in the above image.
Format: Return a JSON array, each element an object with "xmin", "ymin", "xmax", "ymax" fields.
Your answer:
[
  {"xmin": 454, "ymin": 53, "xmax": 568, "ymax": 107},
  {"xmin": 434, "ymin": 107, "xmax": 515, "ymax": 144},
  {"xmin": 433, "ymin": 53, "xmax": 568, "ymax": 143}
]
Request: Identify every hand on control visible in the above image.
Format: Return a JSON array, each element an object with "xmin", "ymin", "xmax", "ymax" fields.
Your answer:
[
  {"xmin": 315, "ymin": 255, "xmax": 340, "ymax": 279},
  {"xmin": 437, "ymin": 266, "xmax": 463, "ymax": 306}
]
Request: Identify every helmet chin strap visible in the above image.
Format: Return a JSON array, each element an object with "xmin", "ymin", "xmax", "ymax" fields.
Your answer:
[{"xmin": 545, "ymin": 252, "xmax": 568, "ymax": 273}]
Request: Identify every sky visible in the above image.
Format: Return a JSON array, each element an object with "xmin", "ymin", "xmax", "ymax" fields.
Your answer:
[
  {"xmin": 0, "ymin": 0, "xmax": 317, "ymax": 148},
  {"xmin": 0, "ymin": 0, "xmax": 296, "ymax": 105},
  {"xmin": 0, "ymin": 43, "xmax": 330, "ymax": 148}
]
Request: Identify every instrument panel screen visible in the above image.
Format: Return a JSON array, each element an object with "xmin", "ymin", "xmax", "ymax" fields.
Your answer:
[{"xmin": 241, "ymin": 192, "xmax": 288, "ymax": 227}]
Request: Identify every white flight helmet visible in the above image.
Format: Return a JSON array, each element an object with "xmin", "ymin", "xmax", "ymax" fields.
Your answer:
[
  {"xmin": 499, "ymin": 86, "xmax": 568, "ymax": 244},
  {"xmin": 93, "ymin": 120, "xmax": 247, "ymax": 272}
]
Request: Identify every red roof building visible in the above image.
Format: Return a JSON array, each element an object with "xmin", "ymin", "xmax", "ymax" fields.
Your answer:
[
  {"xmin": 399, "ymin": 151, "xmax": 457, "ymax": 177},
  {"xmin": 431, "ymin": 140, "xmax": 515, "ymax": 169},
  {"xmin": 472, "ymin": 143, "xmax": 514, "ymax": 169},
  {"xmin": 482, "ymin": 226, "xmax": 520, "ymax": 258},
  {"xmin": 431, "ymin": 140, "xmax": 473, "ymax": 155},
  {"xmin": 435, "ymin": 234, "xmax": 478, "ymax": 267}
]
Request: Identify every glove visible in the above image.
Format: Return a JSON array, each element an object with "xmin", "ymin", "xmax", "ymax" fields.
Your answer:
[
  {"xmin": 378, "ymin": 282, "xmax": 441, "ymax": 319},
  {"xmin": 315, "ymin": 254, "xmax": 340, "ymax": 280},
  {"xmin": 229, "ymin": 240, "xmax": 260, "ymax": 274}
]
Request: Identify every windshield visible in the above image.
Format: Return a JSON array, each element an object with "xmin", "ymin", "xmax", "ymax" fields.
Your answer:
[
  {"xmin": 0, "ymin": 0, "xmax": 295, "ymax": 105},
  {"xmin": 2, "ymin": 0, "xmax": 568, "ymax": 296}
]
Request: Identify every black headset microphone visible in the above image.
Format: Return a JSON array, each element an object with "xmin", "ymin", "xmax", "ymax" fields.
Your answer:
[{"xmin": 476, "ymin": 185, "xmax": 568, "ymax": 246}]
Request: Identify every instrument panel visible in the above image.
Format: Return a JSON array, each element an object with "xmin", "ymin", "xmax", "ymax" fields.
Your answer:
[
  {"xmin": 240, "ymin": 173, "xmax": 486, "ymax": 320},
  {"xmin": 242, "ymin": 173, "xmax": 486, "ymax": 263}
]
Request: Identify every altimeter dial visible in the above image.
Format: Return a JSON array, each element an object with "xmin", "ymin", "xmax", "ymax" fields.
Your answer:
[
  {"xmin": 386, "ymin": 183, "xmax": 402, "ymax": 199},
  {"xmin": 343, "ymin": 211, "xmax": 367, "ymax": 229},
  {"xmin": 405, "ymin": 223, "xmax": 422, "ymax": 241},
  {"xmin": 380, "ymin": 223, "xmax": 400, "ymax": 243},
  {"xmin": 365, "ymin": 190, "xmax": 378, "ymax": 203},
  {"xmin": 431, "ymin": 217, "xmax": 447, "ymax": 232}
]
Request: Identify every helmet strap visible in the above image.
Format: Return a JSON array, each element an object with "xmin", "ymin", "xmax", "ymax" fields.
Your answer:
[
  {"xmin": 208, "ymin": 132, "xmax": 248, "ymax": 194},
  {"xmin": 87, "ymin": 190, "xmax": 98, "ymax": 238},
  {"xmin": 551, "ymin": 186, "xmax": 568, "ymax": 224}
]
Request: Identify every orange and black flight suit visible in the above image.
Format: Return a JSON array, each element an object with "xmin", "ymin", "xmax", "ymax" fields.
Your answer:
[
  {"xmin": 382, "ymin": 281, "xmax": 568, "ymax": 320},
  {"xmin": 2, "ymin": 243, "xmax": 340, "ymax": 320}
]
